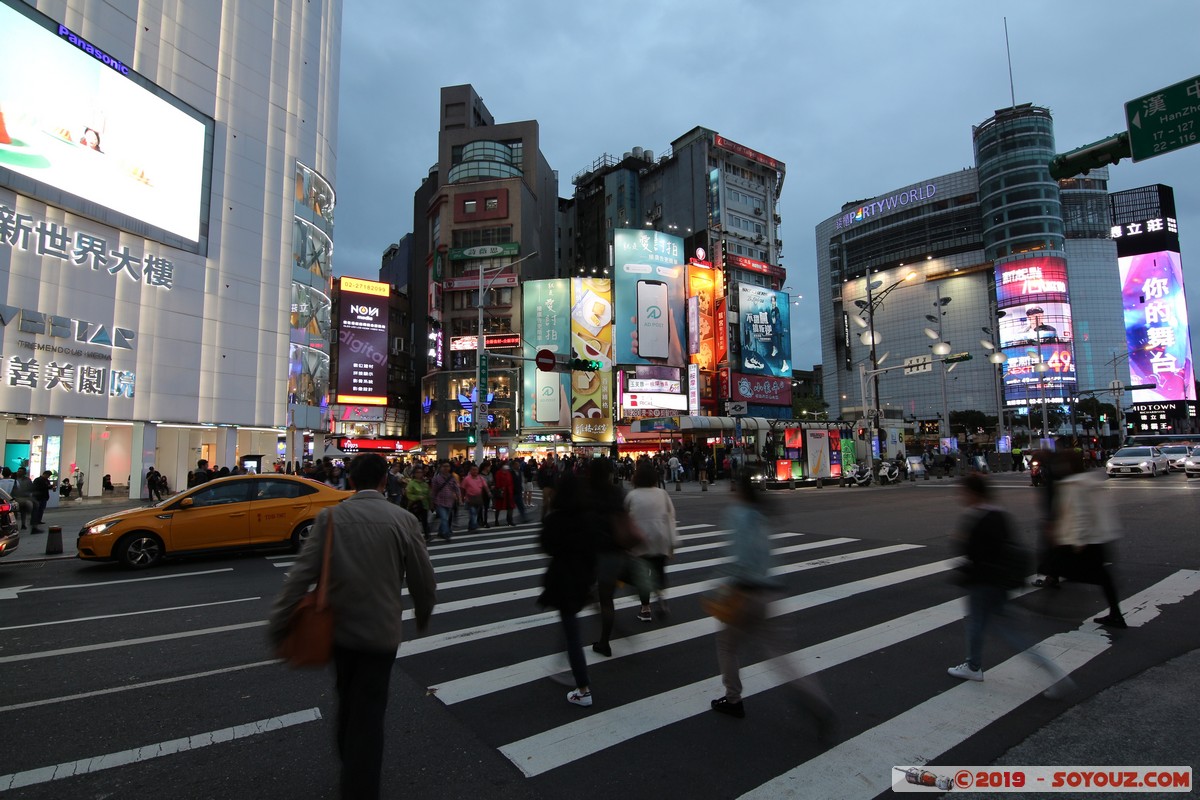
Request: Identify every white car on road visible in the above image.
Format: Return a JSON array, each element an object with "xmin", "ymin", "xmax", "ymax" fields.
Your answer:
[
  {"xmin": 1183, "ymin": 446, "xmax": 1200, "ymax": 480},
  {"xmin": 1161, "ymin": 444, "xmax": 1193, "ymax": 472},
  {"xmin": 1106, "ymin": 446, "xmax": 1171, "ymax": 478}
]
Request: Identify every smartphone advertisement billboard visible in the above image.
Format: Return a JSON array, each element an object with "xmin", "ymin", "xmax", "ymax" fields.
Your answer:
[
  {"xmin": 613, "ymin": 229, "xmax": 686, "ymax": 367},
  {"xmin": 0, "ymin": 1, "xmax": 211, "ymax": 250},
  {"xmin": 995, "ymin": 256, "xmax": 1076, "ymax": 406},
  {"xmin": 1119, "ymin": 250, "xmax": 1196, "ymax": 402},
  {"xmin": 737, "ymin": 284, "xmax": 791, "ymax": 377},
  {"xmin": 522, "ymin": 279, "xmax": 571, "ymax": 429},
  {"xmin": 335, "ymin": 278, "xmax": 389, "ymax": 405},
  {"xmin": 570, "ymin": 277, "xmax": 615, "ymax": 443}
]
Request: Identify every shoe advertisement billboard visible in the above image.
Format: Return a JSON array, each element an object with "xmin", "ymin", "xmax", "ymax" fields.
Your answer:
[{"xmin": 736, "ymin": 283, "xmax": 791, "ymax": 377}]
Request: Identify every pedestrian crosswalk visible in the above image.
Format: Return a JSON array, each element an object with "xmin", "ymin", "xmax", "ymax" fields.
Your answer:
[{"xmin": 386, "ymin": 520, "xmax": 1200, "ymax": 797}]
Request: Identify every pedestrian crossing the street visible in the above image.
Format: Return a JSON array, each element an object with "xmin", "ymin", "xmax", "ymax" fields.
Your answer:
[{"xmin": 386, "ymin": 521, "xmax": 1200, "ymax": 797}]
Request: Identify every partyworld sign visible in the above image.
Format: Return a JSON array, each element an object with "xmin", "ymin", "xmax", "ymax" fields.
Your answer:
[{"xmin": 834, "ymin": 183, "xmax": 938, "ymax": 230}]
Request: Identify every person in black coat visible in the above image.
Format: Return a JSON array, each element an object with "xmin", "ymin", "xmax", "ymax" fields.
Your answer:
[
  {"xmin": 538, "ymin": 472, "xmax": 599, "ymax": 708},
  {"xmin": 31, "ymin": 470, "xmax": 52, "ymax": 531}
]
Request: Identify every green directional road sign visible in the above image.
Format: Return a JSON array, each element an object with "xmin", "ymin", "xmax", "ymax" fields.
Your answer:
[{"xmin": 1125, "ymin": 75, "xmax": 1200, "ymax": 163}]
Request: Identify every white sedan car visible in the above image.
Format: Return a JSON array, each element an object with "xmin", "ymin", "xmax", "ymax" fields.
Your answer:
[
  {"xmin": 1106, "ymin": 446, "xmax": 1171, "ymax": 478},
  {"xmin": 1161, "ymin": 444, "xmax": 1193, "ymax": 472},
  {"xmin": 1183, "ymin": 446, "xmax": 1200, "ymax": 480}
]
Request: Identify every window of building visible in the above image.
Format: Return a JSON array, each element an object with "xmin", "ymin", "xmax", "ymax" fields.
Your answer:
[
  {"xmin": 485, "ymin": 197, "xmax": 498, "ymax": 211},
  {"xmin": 452, "ymin": 226, "xmax": 513, "ymax": 249},
  {"xmin": 464, "ymin": 200, "xmax": 477, "ymax": 214}
]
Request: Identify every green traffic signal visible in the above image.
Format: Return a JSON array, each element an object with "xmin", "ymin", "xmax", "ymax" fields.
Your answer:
[
  {"xmin": 943, "ymin": 352, "xmax": 973, "ymax": 364},
  {"xmin": 570, "ymin": 357, "xmax": 603, "ymax": 371},
  {"xmin": 1048, "ymin": 132, "xmax": 1130, "ymax": 180},
  {"xmin": 467, "ymin": 432, "xmax": 477, "ymax": 445}
]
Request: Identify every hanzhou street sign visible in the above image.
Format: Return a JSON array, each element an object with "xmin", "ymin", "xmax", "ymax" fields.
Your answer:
[{"xmin": 1125, "ymin": 75, "xmax": 1200, "ymax": 163}]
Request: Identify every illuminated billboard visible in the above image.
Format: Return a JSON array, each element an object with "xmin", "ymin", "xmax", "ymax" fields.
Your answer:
[
  {"xmin": 335, "ymin": 278, "xmax": 389, "ymax": 405},
  {"xmin": 687, "ymin": 265, "xmax": 718, "ymax": 370},
  {"xmin": 613, "ymin": 229, "xmax": 686, "ymax": 367},
  {"xmin": 522, "ymin": 279, "xmax": 571, "ymax": 429},
  {"xmin": 570, "ymin": 278, "xmax": 615, "ymax": 443},
  {"xmin": 0, "ymin": 1, "xmax": 212, "ymax": 251},
  {"xmin": 737, "ymin": 284, "xmax": 791, "ymax": 377},
  {"xmin": 1119, "ymin": 251, "xmax": 1196, "ymax": 403},
  {"xmin": 995, "ymin": 256, "xmax": 1076, "ymax": 406}
]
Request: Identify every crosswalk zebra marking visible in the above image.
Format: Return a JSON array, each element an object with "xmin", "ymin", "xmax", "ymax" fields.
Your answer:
[
  {"xmin": 740, "ymin": 569, "xmax": 1200, "ymax": 800},
  {"xmin": 432, "ymin": 558, "xmax": 960, "ymax": 704}
]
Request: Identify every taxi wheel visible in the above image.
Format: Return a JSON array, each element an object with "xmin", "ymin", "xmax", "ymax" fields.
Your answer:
[
  {"xmin": 116, "ymin": 533, "xmax": 163, "ymax": 569},
  {"xmin": 290, "ymin": 520, "xmax": 314, "ymax": 553}
]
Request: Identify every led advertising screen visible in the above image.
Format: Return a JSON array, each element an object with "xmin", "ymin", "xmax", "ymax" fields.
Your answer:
[
  {"xmin": 0, "ymin": 1, "xmax": 211, "ymax": 249},
  {"xmin": 335, "ymin": 278, "xmax": 389, "ymax": 406},
  {"xmin": 737, "ymin": 284, "xmax": 791, "ymax": 377},
  {"xmin": 522, "ymin": 279, "xmax": 571, "ymax": 429},
  {"xmin": 570, "ymin": 277, "xmax": 615, "ymax": 443},
  {"xmin": 613, "ymin": 229, "xmax": 686, "ymax": 367},
  {"xmin": 1119, "ymin": 251, "xmax": 1196, "ymax": 403},
  {"xmin": 687, "ymin": 265, "xmax": 717, "ymax": 370},
  {"xmin": 995, "ymin": 256, "xmax": 1076, "ymax": 406}
]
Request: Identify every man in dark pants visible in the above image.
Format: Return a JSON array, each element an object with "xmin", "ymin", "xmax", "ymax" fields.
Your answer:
[
  {"xmin": 31, "ymin": 470, "xmax": 52, "ymax": 532},
  {"xmin": 270, "ymin": 453, "xmax": 436, "ymax": 799}
]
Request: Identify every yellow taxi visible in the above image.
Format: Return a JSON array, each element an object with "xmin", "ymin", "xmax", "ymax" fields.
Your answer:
[{"xmin": 77, "ymin": 474, "xmax": 352, "ymax": 568}]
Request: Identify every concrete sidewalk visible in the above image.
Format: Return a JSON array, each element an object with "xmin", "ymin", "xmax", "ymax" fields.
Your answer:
[{"xmin": 2, "ymin": 494, "xmax": 151, "ymax": 563}]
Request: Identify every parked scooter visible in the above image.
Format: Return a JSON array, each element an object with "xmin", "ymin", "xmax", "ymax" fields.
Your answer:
[
  {"xmin": 850, "ymin": 462, "xmax": 873, "ymax": 487},
  {"xmin": 876, "ymin": 459, "xmax": 901, "ymax": 486}
]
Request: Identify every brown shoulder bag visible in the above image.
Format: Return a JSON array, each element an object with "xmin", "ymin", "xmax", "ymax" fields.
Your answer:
[{"xmin": 276, "ymin": 512, "xmax": 335, "ymax": 667}]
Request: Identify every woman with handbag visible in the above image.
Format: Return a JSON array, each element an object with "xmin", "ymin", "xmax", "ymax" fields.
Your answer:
[
  {"xmin": 625, "ymin": 460, "xmax": 678, "ymax": 621},
  {"xmin": 709, "ymin": 473, "xmax": 836, "ymax": 739}
]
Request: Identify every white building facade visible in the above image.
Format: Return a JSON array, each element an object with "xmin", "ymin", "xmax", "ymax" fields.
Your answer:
[{"xmin": 0, "ymin": 0, "xmax": 341, "ymax": 498}]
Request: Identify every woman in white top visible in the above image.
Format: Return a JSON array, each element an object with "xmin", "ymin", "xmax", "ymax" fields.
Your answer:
[{"xmin": 625, "ymin": 460, "xmax": 679, "ymax": 621}]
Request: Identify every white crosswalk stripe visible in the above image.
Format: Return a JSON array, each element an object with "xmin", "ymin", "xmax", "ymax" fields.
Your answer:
[{"xmin": 385, "ymin": 521, "xmax": 1200, "ymax": 795}]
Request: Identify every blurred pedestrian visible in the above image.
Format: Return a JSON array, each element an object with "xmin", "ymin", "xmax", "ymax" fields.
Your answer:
[
  {"xmin": 947, "ymin": 472, "xmax": 1074, "ymax": 695},
  {"xmin": 625, "ymin": 460, "xmax": 678, "ymax": 620},
  {"xmin": 405, "ymin": 464, "xmax": 432, "ymax": 543},
  {"xmin": 589, "ymin": 459, "xmax": 636, "ymax": 658},
  {"xmin": 493, "ymin": 461, "xmax": 516, "ymax": 526},
  {"xmin": 430, "ymin": 461, "xmax": 460, "ymax": 542},
  {"xmin": 31, "ymin": 470, "xmax": 52, "ymax": 532},
  {"xmin": 538, "ymin": 472, "xmax": 599, "ymax": 708},
  {"xmin": 710, "ymin": 472, "xmax": 837, "ymax": 739},
  {"xmin": 11, "ymin": 468, "xmax": 34, "ymax": 529},
  {"xmin": 269, "ymin": 453, "xmax": 435, "ymax": 800},
  {"xmin": 461, "ymin": 464, "xmax": 489, "ymax": 531},
  {"xmin": 1049, "ymin": 452, "xmax": 1127, "ymax": 628}
]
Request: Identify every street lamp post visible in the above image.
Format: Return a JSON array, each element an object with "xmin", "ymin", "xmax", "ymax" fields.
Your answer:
[
  {"xmin": 854, "ymin": 270, "xmax": 917, "ymax": 471},
  {"xmin": 922, "ymin": 286, "xmax": 953, "ymax": 441},
  {"xmin": 474, "ymin": 251, "xmax": 538, "ymax": 463}
]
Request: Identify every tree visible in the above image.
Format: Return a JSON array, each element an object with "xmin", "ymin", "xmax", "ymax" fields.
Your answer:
[{"xmin": 792, "ymin": 394, "xmax": 829, "ymax": 421}]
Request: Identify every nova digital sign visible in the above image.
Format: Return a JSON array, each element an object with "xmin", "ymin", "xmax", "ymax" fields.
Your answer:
[
  {"xmin": 995, "ymin": 256, "xmax": 1077, "ymax": 406},
  {"xmin": 1119, "ymin": 250, "xmax": 1195, "ymax": 403}
]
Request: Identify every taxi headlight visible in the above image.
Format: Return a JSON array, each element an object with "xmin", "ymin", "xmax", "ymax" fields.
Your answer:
[{"xmin": 85, "ymin": 519, "xmax": 123, "ymax": 535}]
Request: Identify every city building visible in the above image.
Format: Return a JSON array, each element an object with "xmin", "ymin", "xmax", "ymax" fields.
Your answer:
[
  {"xmin": 0, "ymin": 0, "xmax": 341, "ymax": 495},
  {"xmin": 412, "ymin": 85, "xmax": 559, "ymax": 460},
  {"xmin": 1109, "ymin": 184, "xmax": 1197, "ymax": 434},
  {"xmin": 816, "ymin": 104, "xmax": 1134, "ymax": 449}
]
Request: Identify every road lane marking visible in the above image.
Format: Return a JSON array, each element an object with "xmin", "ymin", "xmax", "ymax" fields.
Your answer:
[
  {"xmin": 0, "ymin": 597, "xmax": 262, "ymax": 632},
  {"xmin": 0, "ymin": 621, "xmax": 267, "ymax": 664},
  {"xmin": 0, "ymin": 707, "xmax": 322, "ymax": 790},
  {"xmin": 740, "ymin": 569, "xmax": 1200, "ymax": 800},
  {"xmin": 430, "ymin": 533, "xmax": 822, "ymax": 591},
  {"xmin": 434, "ymin": 558, "xmax": 959, "ymax": 704},
  {"xmin": 0, "ymin": 659, "xmax": 281, "ymax": 714},
  {"xmin": 399, "ymin": 544, "xmax": 921, "ymax": 655},
  {"xmin": 0, "ymin": 568, "xmax": 235, "ymax": 600}
]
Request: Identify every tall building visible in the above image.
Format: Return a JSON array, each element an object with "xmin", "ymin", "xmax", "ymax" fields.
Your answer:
[
  {"xmin": 1109, "ymin": 184, "xmax": 1196, "ymax": 434},
  {"xmin": 0, "ymin": 0, "xmax": 341, "ymax": 494},
  {"xmin": 815, "ymin": 104, "xmax": 1133, "ymax": 447},
  {"xmin": 414, "ymin": 85, "xmax": 559, "ymax": 460}
]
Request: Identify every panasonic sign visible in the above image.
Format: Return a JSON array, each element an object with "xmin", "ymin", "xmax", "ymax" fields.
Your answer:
[{"xmin": 57, "ymin": 23, "xmax": 131, "ymax": 75}]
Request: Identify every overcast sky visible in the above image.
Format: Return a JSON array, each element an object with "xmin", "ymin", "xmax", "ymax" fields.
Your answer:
[{"xmin": 334, "ymin": 0, "xmax": 1200, "ymax": 374}]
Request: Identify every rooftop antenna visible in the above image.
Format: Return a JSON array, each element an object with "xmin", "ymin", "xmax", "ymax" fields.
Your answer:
[{"xmin": 1004, "ymin": 17, "xmax": 1017, "ymax": 108}]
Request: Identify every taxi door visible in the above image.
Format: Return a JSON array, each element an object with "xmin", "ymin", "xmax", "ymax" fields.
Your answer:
[
  {"xmin": 248, "ymin": 478, "xmax": 315, "ymax": 545},
  {"xmin": 166, "ymin": 480, "xmax": 253, "ymax": 551}
]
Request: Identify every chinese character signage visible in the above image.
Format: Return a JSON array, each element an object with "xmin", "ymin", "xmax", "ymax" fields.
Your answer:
[
  {"xmin": 522, "ymin": 279, "xmax": 570, "ymax": 430},
  {"xmin": 736, "ymin": 284, "xmax": 791, "ymax": 378},
  {"xmin": 995, "ymin": 256, "xmax": 1077, "ymax": 406},
  {"xmin": 570, "ymin": 278, "xmax": 614, "ymax": 443},
  {"xmin": 1119, "ymin": 251, "xmax": 1196, "ymax": 402},
  {"xmin": 335, "ymin": 277, "xmax": 388, "ymax": 406},
  {"xmin": 613, "ymin": 229, "xmax": 686, "ymax": 367},
  {"xmin": 0, "ymin": 2, "xmax": 211, "ymax": 250},
  {"xmin": 729, "ymin": 371, "xmax": 792, "ymax": 405}
]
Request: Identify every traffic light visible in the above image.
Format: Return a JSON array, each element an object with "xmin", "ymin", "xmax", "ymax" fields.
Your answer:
[
  {"xmin": 570, "ymin": 357, "xmax": 603, "ymax": 371},
  {"xmin": 857, "ymin": 426, "xmax": 867, "ymax": 440},
  {"xmin": 467, "ymin": 431, "xmax": 476, "ymax": 445},
  {"xmin": 943, "ymin": 352, "xmax": 973, "ymax": 364},
  {"xmin": 1048, "ymin": 132, "xmax": 1130, "ymax": 180}
]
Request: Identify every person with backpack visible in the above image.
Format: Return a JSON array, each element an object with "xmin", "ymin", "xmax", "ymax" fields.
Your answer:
[{"xmin": 947, "ymin": 473, "xmax": 1073, "ymax": 696}]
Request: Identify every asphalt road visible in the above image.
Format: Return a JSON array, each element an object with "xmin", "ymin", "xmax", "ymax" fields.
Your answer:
[{"xmin": 1, "ymin": 472, "xmax": 1197, "ymax": 799}]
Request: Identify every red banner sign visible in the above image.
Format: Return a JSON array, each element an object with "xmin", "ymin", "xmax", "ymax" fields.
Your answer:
[
  {"xmin": 713, "ymin": 134, "xmax": 785, "ymax": 172},
  {"xmin": 729, "ymin": 372, "xmax": 792, "ymax": 405}
]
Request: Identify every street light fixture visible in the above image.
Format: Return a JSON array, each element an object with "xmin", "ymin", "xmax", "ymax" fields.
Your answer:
[{"xmin": 855, "ymin": 269, "xmax": 918, "ymax": 473}]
